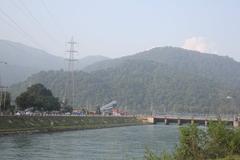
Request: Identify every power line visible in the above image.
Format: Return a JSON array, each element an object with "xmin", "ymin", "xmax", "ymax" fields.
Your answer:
[
  {"xmin": 0, "ymin": 13, "xmax": 29, "ymax": 41},
  {"xmin": 0, "ymin": 13, "xmax": 35, "ymax": 55},
  {"xmin": 0, "ymin": 8, "xmax": 50, "ymax": 61},
  {"xmin": 40, "ymin": 0, "xmax": 67, "ymax": 37},
  {"xmin": 15, "ymin": 0, "xmax": 62, "ymax": 46},
  {"xmin": 40, "ymin": 0, "xmax": 52, "ymax": 18},
  {"xmin": 0, "ymin": 7, "xmax": 44, "ymax": 49}
]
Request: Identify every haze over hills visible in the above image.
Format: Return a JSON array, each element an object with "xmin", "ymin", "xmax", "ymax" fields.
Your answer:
[
  {"xmin": 84, "ymin": 47, "xmax": 240, "ymax": 89},
  {"xmin": 0, "ymin": 40, "xmax": 109, "ymax": 85},
  {"xmin": 77, "ymin": 55, "xmax": 109, "ymax": 70},
  {"xmin": 10, "ymin": 47, "xmax": 240, "ymax": 114}
]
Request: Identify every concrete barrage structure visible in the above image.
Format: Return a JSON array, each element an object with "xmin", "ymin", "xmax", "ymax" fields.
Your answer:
[{"xmin": 142, "ymin": 115, "xmax": 240, "ymax": 127}]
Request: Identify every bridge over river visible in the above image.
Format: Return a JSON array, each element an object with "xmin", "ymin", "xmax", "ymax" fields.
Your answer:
[{"xmin": 141, "ymin": 114, "xmax": 240, "ymax": 127}]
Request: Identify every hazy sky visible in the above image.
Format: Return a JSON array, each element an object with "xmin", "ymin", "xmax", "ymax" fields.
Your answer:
[{"xmin": 0, "ymin": 0, "xmax": 240, "ymax": 60}]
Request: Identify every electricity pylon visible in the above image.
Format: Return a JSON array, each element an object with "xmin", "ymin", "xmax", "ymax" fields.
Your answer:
[
  {"xmin": 0, "ymin": 61, "xmax": 7, "ymax": 115},
  {"xmin": 63, "ymin": 37, "xmax": 78, "ymax": 107}
]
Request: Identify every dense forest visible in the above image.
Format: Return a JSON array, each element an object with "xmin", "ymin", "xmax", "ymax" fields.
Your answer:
[{"xmin": 10, "ymin": 47, "xmax": 240, "ymax": 114}]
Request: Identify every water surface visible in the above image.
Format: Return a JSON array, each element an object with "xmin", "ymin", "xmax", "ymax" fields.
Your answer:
[{"xmin": 0, "ymin": 125, "xmax": 179, "ymax": 160}]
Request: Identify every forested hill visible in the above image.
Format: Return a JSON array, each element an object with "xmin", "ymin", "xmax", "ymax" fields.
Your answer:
[
  {"xmin": 10, "ymin": 47, "xmax": 240, "ymax": 114},
  {"xmin": 0, "ymin": 40, "xmax": 109, "ymax": 85},
  {"xmin": 85, "ymin": 47, "xmax": 240, "ymax": 89}
]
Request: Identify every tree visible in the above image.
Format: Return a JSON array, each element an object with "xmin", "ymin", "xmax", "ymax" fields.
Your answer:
[
  {"xmin": 145, "ymin": 122, "xmax": 240, "ymax": 160},
  {"xmin": 175, "ymin": 124, "xmax": 207, "ymax": 160},
  {"xmin": 15, "ymin": 83, "xmax": 60, "ymax": 111},
  {"xmin": 207, "ymin": 122, "xmax": 234, "ymax": 158}
]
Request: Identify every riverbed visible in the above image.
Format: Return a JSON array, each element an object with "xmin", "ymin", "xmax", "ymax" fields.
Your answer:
[{"xmin": 0, "ymin": 124, "xmax": 179, "ymax": 160}]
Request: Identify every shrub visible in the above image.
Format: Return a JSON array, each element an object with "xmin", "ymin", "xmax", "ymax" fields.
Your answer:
[
  {"xmin": 145, "ymin": 122, "xmax": 240, "ymax": 160},
  {"xmin": 175, "ymin": 124, "xmax": 207, "ymax": 160}
]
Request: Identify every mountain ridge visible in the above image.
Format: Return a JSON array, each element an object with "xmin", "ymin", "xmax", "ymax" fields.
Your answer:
[
  {"xmin": 0, "ymin": 40, "xmax": 109, "ymax": 85},
  {"xmin": 84, "ymin": 46, "xmax": 240, "ymax": 89},
  {"xmin": 10, "ymin": 47, "xmax": 240, "ymax": 114}
]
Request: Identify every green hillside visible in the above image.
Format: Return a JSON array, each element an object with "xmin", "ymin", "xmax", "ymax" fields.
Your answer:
[{"xmin": 10, "ymin": 47, "xmax": 240, "ymax": 114}]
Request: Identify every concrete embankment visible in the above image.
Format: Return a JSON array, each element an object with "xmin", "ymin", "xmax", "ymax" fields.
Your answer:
[{"xmin": 0, "ymin": 116, "xmax": 146, "ymax": 135}]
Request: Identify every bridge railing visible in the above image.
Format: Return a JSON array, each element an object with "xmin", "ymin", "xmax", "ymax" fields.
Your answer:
[{"xmin": 153, "ymin": 114, "xmax": 235, "ymax": 121}]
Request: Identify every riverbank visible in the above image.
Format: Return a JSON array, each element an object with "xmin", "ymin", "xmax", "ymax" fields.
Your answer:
[{"xmin": 0, "ymin": 116, "xmax": 145, "ymax": 135}]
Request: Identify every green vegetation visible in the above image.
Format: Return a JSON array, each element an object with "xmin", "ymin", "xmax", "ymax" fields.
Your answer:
[
  {"xmin": 0, "ymin": 116, "xmax": 142, "ymax": 135},
  {"xmin": 15, "ymin": 83, "xmax": 60, "ymax": 111},
  {"xmin": 145, "ymin": 122, "xmax": 240, "ymax": 160},
  {"xmin": 10, "ymin": 47, "xmax": 240, "ymax": 114}
]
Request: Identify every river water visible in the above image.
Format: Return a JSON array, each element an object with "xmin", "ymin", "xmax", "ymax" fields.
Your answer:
[{"xmin": 0, "ymin": 125, "xmax": 179, "ymax": 160}]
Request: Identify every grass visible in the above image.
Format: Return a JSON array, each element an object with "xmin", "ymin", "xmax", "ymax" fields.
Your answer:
[{"xmin": 0, "ymin": 116, "xmax": 143, "ymax": 135}]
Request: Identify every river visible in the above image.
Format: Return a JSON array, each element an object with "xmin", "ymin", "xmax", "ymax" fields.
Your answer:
[{"xmin": 0, "ymin": 124, "xmax": 179, "ymax": 160}]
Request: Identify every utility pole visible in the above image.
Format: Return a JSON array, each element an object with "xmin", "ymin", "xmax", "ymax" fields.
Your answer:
[
  {"xmin": 150, "ymin": 103, "xmax": 153, "ymax": 116},
  {"xmin": 0, "ymin": 61, "xmax": 7, "ymax": 116},
  {"xmin": 63, "ymin": 37, "xmax": 78, "ymax": 107},
  {"xmin": 0, "ymin": 86, "xmax": 8, "ymax": 114},
  {"xmin": 0, "ymin": 87, "xmax": 2, "ymax": 116}
]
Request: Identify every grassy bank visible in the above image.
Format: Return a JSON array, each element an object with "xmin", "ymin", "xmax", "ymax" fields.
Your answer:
[{"xmin": 0, "ymin": 116, "xmax": 144, "ymax": 135}]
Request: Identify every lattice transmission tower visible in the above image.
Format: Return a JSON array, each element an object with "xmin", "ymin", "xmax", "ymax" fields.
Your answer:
[
  {"xmin": 63, "ymin": 37, "xmax": 78, "ymax": 107},
  {"xmin": 0, "ymin": 61, "xmax": 7, "ymax": 115}
]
